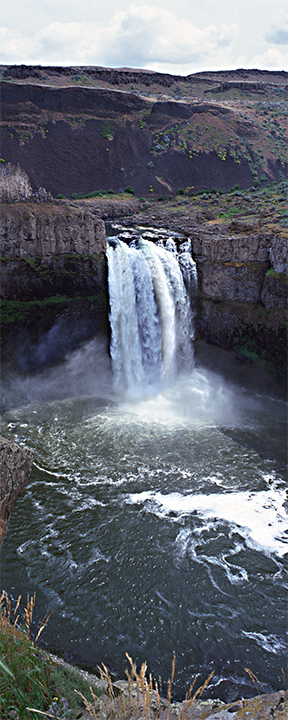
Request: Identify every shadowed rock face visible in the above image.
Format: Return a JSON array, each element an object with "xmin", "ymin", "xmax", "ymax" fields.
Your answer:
[{"xmin": 0, "ymin": 437, "xmax": 34, "ymax": 546}]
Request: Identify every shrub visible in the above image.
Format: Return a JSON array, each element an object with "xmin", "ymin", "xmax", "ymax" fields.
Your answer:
[
  {"xmin": 158, "ymin": 196, "xmax": 164, "ymax": 201},
  {"xmin": 177, "ymin": 188, "xmax": 184, "ymax": 195},
  {"xmin": 100, "ymin": 121, "xmax": 114, "ymax": 139},
  {"xmin": 86, "ymin": 191, "xmax": 100, "ymax": 198},
  {"xmin": 107, "ymin": 189, "xmax": 114, "ymax": 195},
  {"xmin": 71, "ymin": 192, "xmax": 85, "ymax": 200},
  {"xmin": 124, "ymin": 185, "xmax": 135, "ymax": 195},
  {"xmin": 56, "ymin": 193, "xmax": 64, "ymax": 199}
]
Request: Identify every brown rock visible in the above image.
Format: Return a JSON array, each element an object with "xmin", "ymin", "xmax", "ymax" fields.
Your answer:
[{"xmin": 0, "ymin": 436, "xmax": 34, "ymax": 546}]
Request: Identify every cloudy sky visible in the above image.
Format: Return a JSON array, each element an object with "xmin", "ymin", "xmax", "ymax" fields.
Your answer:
[{"xmin": 1, "ymin": 0, "xmax": 288, "ymax": 74}]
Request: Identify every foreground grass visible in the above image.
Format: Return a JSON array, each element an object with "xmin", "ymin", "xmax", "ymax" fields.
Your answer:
[{"xmin": 0, "ymin": 592, "xmax": 103, "ymax": 719}]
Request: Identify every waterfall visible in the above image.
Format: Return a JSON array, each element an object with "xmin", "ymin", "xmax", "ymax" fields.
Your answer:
[{"xmin": 107, "ymin": 234, "xmax": 197, "ymax": 395}]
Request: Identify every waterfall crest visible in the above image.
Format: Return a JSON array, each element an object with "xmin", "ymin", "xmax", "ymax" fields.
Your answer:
[{"xmin": 107, "ymin": 234, "xmax": 197, "ymax": 395}]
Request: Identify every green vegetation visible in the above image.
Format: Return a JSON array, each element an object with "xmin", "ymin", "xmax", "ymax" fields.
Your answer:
[
  {"xmin": 0, "ymin": 591, "xmax": 103, "ymax": 719},
  {"xmin": 100, "ymin": 121, "xmax": 114, "ymax": 139},
  {"xmin": 0, "ymin": 294, "xmax": 107, "ymax": 336},
  {"xmin": 1, "ymin": 590, "xmax": 218, "ymax": 720},
  {"xmin": 266, "ymin": 268, "xmax": 288, "ymax": 286},
  {"xmin": 124, "ymin": 185, "xmax": 135, "ymax": 195}
]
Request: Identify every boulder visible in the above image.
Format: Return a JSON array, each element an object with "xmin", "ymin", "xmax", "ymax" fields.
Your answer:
[{"xmin": 0, "ymin": 436, "xmax": 34, "ymax": 546}]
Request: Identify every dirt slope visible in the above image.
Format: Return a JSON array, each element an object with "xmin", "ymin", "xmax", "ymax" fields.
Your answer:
[{"xmin": 0, "ymin": 66, "xmax": 287, "ymax": 198}]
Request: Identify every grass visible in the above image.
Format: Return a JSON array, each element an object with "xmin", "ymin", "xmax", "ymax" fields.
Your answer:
[
  {"xmin": 0, "ymin": 591, "xmax": 216, "ymax": 720},
  {"xmin": 74, "ymin": 654, "xmax": 215, "ymax": 720},
  {"xmin": 0, "ymin": 591, "xmax": 103, "ymax": 719}
]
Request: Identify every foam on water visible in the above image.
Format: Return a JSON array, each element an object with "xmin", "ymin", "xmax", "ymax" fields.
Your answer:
[
  {"xmin": 242, "ymin": 631, "xmax": 287, "ymax": 655},
  {"xmin": 127, "ymin": 485, "xmax": 288, "ymax": 558}
]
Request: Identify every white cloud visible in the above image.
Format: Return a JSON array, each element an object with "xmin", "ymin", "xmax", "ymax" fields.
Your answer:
[
  {"xmin": 250, "ymin": 46, "xmax": 288, "ymax": 70},
  {"xmin": 0, "ymin": 27, "xmax": 35, "ymax": 61},
  {"xmin": 265, "ymin": 26, "xmax": 288, "ymax": 45},
  {"xmin": 0, "ymin": 4, "xmax": 238, "ymax": 70},
  {"xmin": 0, "ymin": 2, "xmax": 287, "ymax": 72}
]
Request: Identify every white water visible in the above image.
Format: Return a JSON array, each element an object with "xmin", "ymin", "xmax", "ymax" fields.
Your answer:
[
  {"xmin": 127, "ymin": 484, "xmax": 288, "ymax": 558},
  {"xmin": 107, "ymin": 236, "xmax": 196, "ymax": 395}
]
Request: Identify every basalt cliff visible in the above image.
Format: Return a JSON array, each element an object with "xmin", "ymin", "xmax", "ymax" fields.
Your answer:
[
  {"xmin": 0, "ymin": 65, "xmax": 287, "ymax": 383},
  {"xmin": 1, "ymin": 188, "xmax": 287, "ymax": 384}
]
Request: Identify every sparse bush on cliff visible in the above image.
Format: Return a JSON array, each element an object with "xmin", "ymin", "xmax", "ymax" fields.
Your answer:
[{"xmin": 124, "ymin": 185, "xmax": 135, "ymax": 195}]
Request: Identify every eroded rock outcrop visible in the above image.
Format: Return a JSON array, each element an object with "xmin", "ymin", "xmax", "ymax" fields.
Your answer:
[
  {"xmin": 0, "ymin": 436, "xmax": 34, "ymax": 546},
  {"xmin": 0, "ymin": 163, "xmax": 32, "ymax": 201}
]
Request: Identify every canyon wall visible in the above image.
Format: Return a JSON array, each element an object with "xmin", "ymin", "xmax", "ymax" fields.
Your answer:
[
  {"xmin": 0, "ymin": 201, "xmax": 109, "ymax": 371},
  {"xmin": 192, "ymin": 228, "xmax": 287, "ymax": 375},
  {"xmin": 1, "ymin": 202, "xmax": 106, "ymax": 300}
]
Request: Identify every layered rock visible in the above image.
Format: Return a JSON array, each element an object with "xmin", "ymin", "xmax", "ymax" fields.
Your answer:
[
  {"xmin": 121, "ymin": 204, "xmax": 287, "ymax": 380},
  {"xmin": 0, "ymin": 203, "xmax": 106, "ymax": 300},
  {"xmin": 0, "ymin": 436, "xmax": 34, "ymax": 546},
  {"xmin": 0, "ymin": 200, "xmax": 108, "ymax": 370},
  {"xmin": 0, "ymin": 203, "xmax": 106, "ymax": 259},
  {"xmin": 192, "ymin": 228, "xmax": 287, "ymax": 377}
]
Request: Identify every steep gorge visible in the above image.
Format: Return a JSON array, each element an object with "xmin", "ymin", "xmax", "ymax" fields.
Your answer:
[{"xmin": 1, "ymin": 195, "xmax": 287, "ymax": 383}]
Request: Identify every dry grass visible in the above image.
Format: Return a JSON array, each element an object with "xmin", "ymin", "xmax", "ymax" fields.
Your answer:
[
  {"xmin": 75, "ymin": 653, "xmax": 215, "ymax": 720},
  {"xmin": 0, "ymin": 589, "xmax": 52, "ymax": 641}
]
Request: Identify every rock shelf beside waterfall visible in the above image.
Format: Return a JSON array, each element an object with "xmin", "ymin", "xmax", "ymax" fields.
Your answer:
[{"xmin": 0, "ymin": 436, "xmax": 34, "ymax": 545}]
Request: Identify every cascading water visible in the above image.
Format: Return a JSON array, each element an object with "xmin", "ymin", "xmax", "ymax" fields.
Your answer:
[{"xmin": 107, "ymin": 233, "xmax": 197, "ymax": 394}]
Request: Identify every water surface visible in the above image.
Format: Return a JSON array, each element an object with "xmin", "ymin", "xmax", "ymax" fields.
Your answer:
[{"xmin": 1, "ymin": 340, "xmax": 287, "ymax": 702}]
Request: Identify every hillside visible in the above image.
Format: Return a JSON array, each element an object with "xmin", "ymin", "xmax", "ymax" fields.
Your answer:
[{"xmin": 0, "ymin": 65, "xmax": 287, "ymax": 198}]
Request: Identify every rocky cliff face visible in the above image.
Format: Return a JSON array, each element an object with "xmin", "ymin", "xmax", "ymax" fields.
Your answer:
[
  {"xmin": 193, "ymin": 230, "xmax": 287, "ymax": 309},
  {"xmin": 0, "ymin": 202, "xmax": 106, "ymax": 300},
  {"xmin": 0, "ymin": 201, "xmax": 108, "ymax": 370},
  {"xmin": 1, "ymin": 202, "xmax": 106, "ymax": 259},
  {"xmin": 0, "ymin": 436, "xmax": 34, "ymax": 546},
  {"xmin": 0, "ymin": 163, "xmax": 32, "ymax": 201},
  {"xmin": 193, "ymin": 229, "xmax": 287, "ymax": 377}
]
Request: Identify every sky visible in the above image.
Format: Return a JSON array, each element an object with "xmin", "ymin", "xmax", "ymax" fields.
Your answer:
[{"xmin": 0, "ymin": 1, "xmax": 288, "ymax": 75}]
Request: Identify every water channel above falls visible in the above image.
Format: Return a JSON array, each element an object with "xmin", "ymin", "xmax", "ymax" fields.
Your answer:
[{"xmin": 1, "ymin": 228, "xmax": 287, "ymax": 703}]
